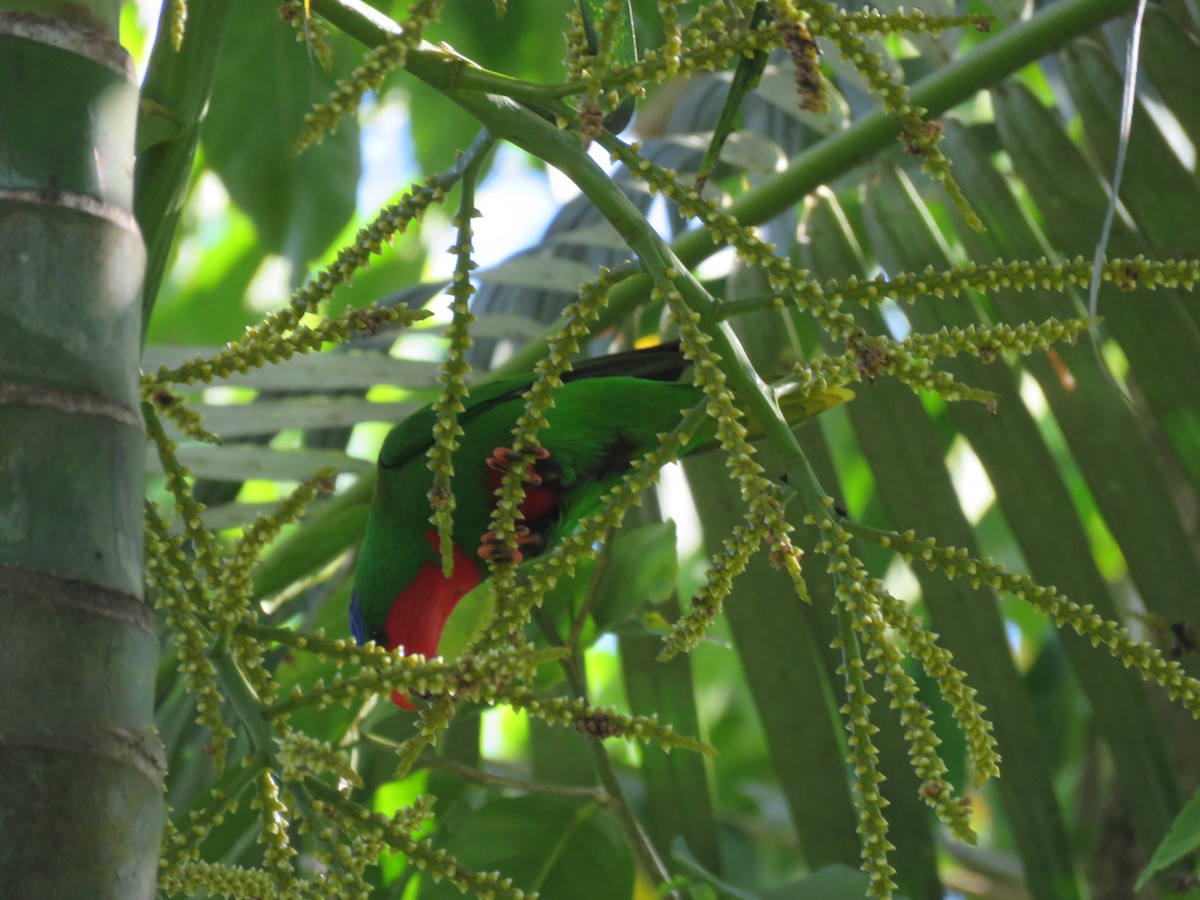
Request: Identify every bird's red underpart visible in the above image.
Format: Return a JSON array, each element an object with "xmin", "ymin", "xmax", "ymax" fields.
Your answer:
[
  {"xmin": 386, "ymin": 448, "xmax": 563, "ymax": 710},
  {"xmin": 384, "ymin": 531, "xmax": 481, "ymax": 709}
]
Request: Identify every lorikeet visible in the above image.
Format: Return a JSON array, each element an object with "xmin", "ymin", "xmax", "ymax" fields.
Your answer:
[{"xmin": 350, "ymin": 343, "xmax": 844, "ymax": 707}]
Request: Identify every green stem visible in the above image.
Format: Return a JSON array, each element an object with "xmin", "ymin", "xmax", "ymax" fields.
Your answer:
[
  {"xmin": 684, "ymin": 0, "xmax": 1136, "ymax": 242},
  {"xmin": 309, "ymin": 0, "xmax": 1137, "ymax": 380},
  {"xmin": 434, "ymin": 98, "xmax": 834, "ymax": 521},
  {"xmin": 209, "ymin": 635, "xmax": 277, "ymax": 756},
  {"xmin": 311, "ymin": 1, "xmax": 567, "ymax": 111},
  {"xmin": 397, "ymin": 749, "xmax": 613, "ymax": 805},
  {"xmin": 447, "ymin": 46, "xmax": 895, "ymax": 890},
  {"xmin": 430, "ymin": 128, "xmax": 497, "ymax": 575}
]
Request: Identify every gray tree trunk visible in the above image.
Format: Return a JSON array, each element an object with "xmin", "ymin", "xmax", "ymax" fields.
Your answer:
[{"xmin": 0, "ymin": 4, "xmax": 163, "ymax": 896}]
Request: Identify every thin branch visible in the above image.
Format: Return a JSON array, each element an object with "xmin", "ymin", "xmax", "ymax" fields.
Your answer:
[
  {"xmin": 410, "ymin": 750, "xmax": 613, "ymax": 806},
  {"xmin": 564, "ymin": 654, "xmax": 678, "ymax": 895},
  {"xmin": 532, "ymin": 611, "xmax": 680, "ymax": 896}
]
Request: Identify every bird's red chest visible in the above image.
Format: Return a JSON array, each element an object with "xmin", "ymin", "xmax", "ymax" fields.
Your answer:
[
  {"xmin": 383, "ymin": 531, "xmax": 481, "ymax": 708},
  {"xmin": 382, "ymin": 449, "xmax": 566, "ymax": 710}
]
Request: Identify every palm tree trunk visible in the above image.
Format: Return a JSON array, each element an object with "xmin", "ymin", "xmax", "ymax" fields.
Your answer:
[{"xmin": 0, "ymin": 4, "xmax": 163, "ymax": 896}]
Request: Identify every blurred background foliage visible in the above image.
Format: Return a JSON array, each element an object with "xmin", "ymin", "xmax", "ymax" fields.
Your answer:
[{"xmin": 130, "ymin": 0, "xmax": 1200, "ymax": 897}]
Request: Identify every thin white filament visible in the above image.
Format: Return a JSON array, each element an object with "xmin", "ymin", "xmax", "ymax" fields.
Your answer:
[{"xmin": 1087, "ymin": 0, "xmax": 1149, "ymax": 321}]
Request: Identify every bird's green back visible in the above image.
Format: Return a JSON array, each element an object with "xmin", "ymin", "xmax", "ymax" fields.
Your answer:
[{"xmin": 352, "ymin": 345, "xmax": 851, "ymax": 649}]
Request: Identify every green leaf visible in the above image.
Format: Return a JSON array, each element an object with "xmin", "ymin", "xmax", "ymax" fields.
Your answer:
[
  {"xmin": 807, "ymin": 190, "xmax": 1079, "ymax": 898},
  {"xmin": 992, "ymin": 82, "xmax": 1200, "ymax": 626},
  {"xmin": 993, "ymin": 81, "xmax": 1200, "ymax": 501},
  {"xmin": 670, "ymin": 835, "xmax": 759, "ymax": 899},
  {"xmin": 864, "ymin": 158, "xmax": 1180, "ymax": 864},
  {"xmin": 271, "ymin": 578, "xmax": 363, "ymax": 738},
  {"xmin": 145, "ymin": 212, "xmax": 265, "ymax": 346},
  {"xmin": 1137, "ymin": 785, "xmax": 1200, "ymax": 890},
  {"xmin": 420, "ymin": 795, "xmax": 633, "ymax": 900},
  {"xmin": 535, "ymin": 553, "xmax": 597, "ymax": 647},
  {"xmin": 760, "ymin": 864, "xmax": 878, "ymax": 900},
  {"xmin": 1140, "ymin": 7, "xmax": 1200, "ymax": 142},
  {"xmin": 1060, "ymin": 41, "xmax": 1200, "ymax": 488},
  {"xmin": 591, "ymin": 520, "xmax": 678, "ymax": 631},
  {"xmin": 578, "ymin": 0, "xmax": 636, "ymax": 65},
  {"xmin": 438, "ymin": 580, "xmax": 496, "ymax": 659},
  {"xmin": 671, "ymin": 838, "xmax": 877, "ymax": 900},
  {"xmin": 203, "ymin": 1, "xmax": 360, "ymax": 264},
  {"xmin": 251, "ymin": 483, "xmax": 371, "ymax": 599}
]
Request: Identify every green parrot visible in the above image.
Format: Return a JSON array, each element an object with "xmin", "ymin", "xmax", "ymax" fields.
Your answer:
[{"xmin": 350, "ymin": 342, "xmax": 846, "ymax": 708}]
